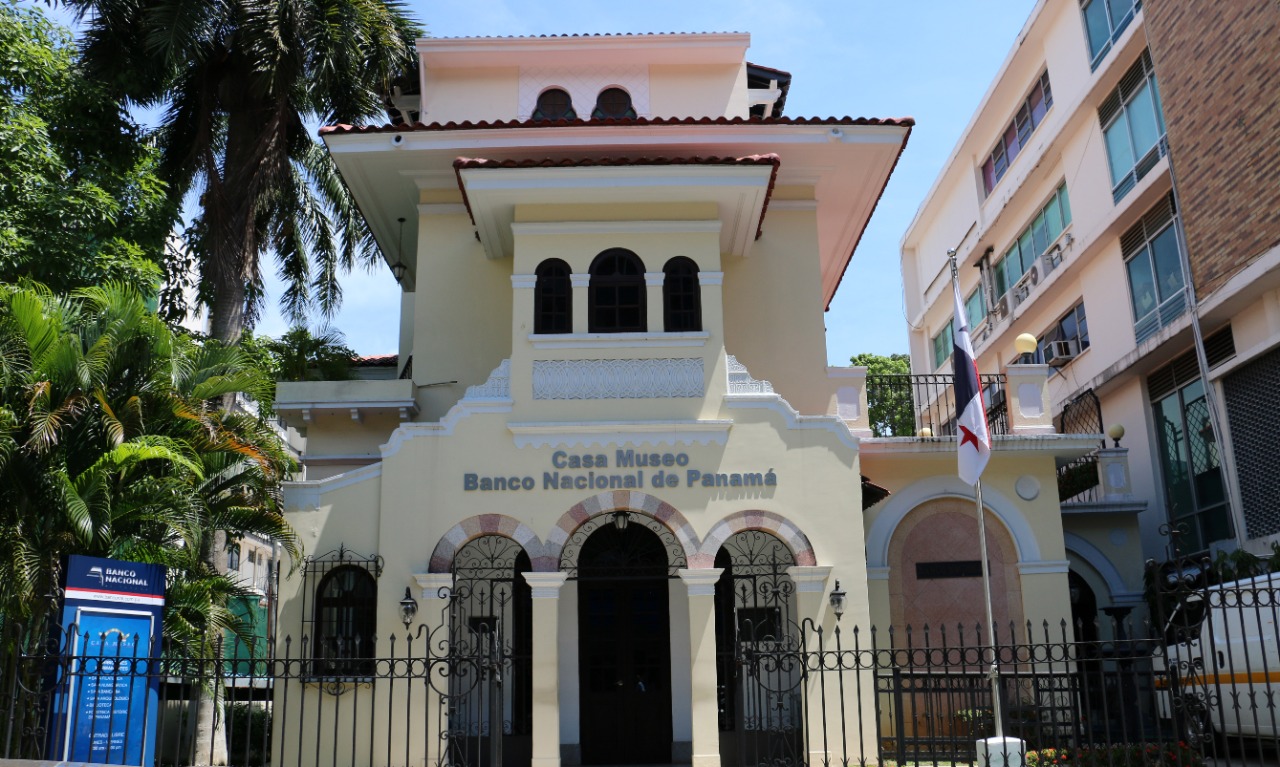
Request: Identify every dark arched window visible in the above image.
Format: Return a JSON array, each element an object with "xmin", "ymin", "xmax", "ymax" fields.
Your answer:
[
  {"xmin": 314, "ymin": 565, "xmax": 377, "ymax": 674},
  {"xmin": 534, "ymin": 259, "xmax": 572, "ymax": 334},
  {"xmin": 592, "ymin": 87, "xmax": 637, "ymax": 119},
  {"xmin": 532, "ymin": 88, "xmax": 576, "ymax": 121},
  {"xmin": 663, "ymin": 257, "xmax": 702, "ymax": 332},
  {"xmin": 589, "ymin": 249, "xmax": 646, "ymax": 333}
]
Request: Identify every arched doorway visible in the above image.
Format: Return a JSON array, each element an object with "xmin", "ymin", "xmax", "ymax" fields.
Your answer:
[
  {"xmin": 449, "ymin": 536, "xmax": 533, "ymax": 767},
  {"xmin": 566, "ymin": 512, "xmax": 680, "ymax": 765},
  {"xmin": 713, "ymin": 530, "xmax": 801, "ymax": 767}
]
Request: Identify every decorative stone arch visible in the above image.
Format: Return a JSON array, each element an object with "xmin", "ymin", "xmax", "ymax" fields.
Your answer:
[
  {"xmin": 865, "ymin": 475, "xmax": 1042, "ymax": 570},
  {"xmin": 1063, "ymin": 532, "xmax": 1134, "ymax": 604},
  {"xmin": 694, "ymin": 510, "xmax": 816, "ymax": 568},
  {"xmin": 428, "ymin": 514, "xmax": 546, "ymax": 573},
  {"xmin": 546, "ymin": 491, "xmax": 699, "ymax": 572}
]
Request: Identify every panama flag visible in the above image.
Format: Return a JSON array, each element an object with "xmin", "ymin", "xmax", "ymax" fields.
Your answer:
[{"xmin": 952, "ymin": 281, "xmax": 991, "ymax": 485}]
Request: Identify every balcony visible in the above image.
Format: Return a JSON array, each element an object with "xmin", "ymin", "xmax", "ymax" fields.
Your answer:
[{"xmin": 862, "ymin": 373, "xmax": 1009, "ymax": 438}]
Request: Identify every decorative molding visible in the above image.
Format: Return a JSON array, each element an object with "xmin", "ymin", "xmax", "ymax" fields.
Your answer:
[
  {"xmin": 695, "ymin": 511, "xmax": 817, "ymax": 568},
  {"xmin": 464, "ymin": 359, "xmax": 511, "ymax": 401},
  {"xmin": 532, "ymin": 358, "xmax": 703, "ymax": 399},
  {"xmin": 726, "ymin": 355, "xmax": 774, "ymax": 394},
  {"xmin": 522, "ymin": 571, "xmax": 570, "ymax": 598},
  {"xmin": 511, "ymin": 274, "xmax": 537, "ymax": 289},
  {"xmin": 417, "ymin": 202, "xmax": 468, "ymax": 216},
  {"xmin": 546, "ymin": 491, "xmax": 699, "ymax": 573},
  {"xmin": 677, "ymin": 568, "xmax": 725, "ymax": 596},
  {"xmin": 428, "ymin": 514, "xmax": 548, "ymax": 573},
  {"xmin": 518, "ymin": 65, "xmax": 650, "ymax": 120},
  {"xmin": 698, "ymin": 271, "xmax": 724, "ymax": 286},
  {"xmin": 644, "ymin": 271, "xmax": 665, "ymax": 287},
  {"xmin": 570, "ymin": 273, "xmax": 591, "ymax": 288},
  {"xmin": 1018, "ymin": 560, "xmax": 1071, "ymax": 575},
  {"xmin": 1063, "ymin": 532, "xmax": 1133, "ymax": 599},
  {"xmin": 866, "ymin": 567, "xmax": 890, "ymax": 581},
  {"xmin": 508, "ymin": 420, "xmax": 731, "ymax": 449},
  {"xmin": 511, "ymin": 220, "xmax": 720, "ymax": 236},
  {"xmin": 412, "ymin": 573, "xmax": 454, "ymax": 599},
  {"xmin": 283, "ymin": 463, "xmax": 382, "ymax": 511},
  {"xmin": 767, "ymin": 199, "xmax": 818, "ymax": 211},
  {"xmin": 786, "ymin": 565, "xmax": 833, "ymax": 592},
  {"xmin": 529, "ymin": 331, "xmax": 709, "ymax": 349}
]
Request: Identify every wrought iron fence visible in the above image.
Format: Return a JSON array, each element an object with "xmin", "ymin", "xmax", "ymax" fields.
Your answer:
[
  {"xmin": 5, "ymin": 568, "xmax": 1278, "ymax": 767},
  {"xmin": 864, "ymin": 374, "xmax": 1009, "ymax": 438}
]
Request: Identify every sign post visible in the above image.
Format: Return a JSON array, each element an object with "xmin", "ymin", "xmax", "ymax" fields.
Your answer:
[{"xmin": 52, "ymin": 555, "xmax": 166, "ymax": 766}]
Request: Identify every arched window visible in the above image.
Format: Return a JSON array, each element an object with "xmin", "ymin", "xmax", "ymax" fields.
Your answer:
[
  {"xmin": 589, "ymin": 249, "xmax": 646, "ymax": 333},
  {"xmin": 314, "ymin": 565, "xmax": 377, "ymax": 674},
  {"xmin": 663, "ymin": 257, "xmax": 702, "ymax": 332},
  {"xmin": 592, "ymin": 87, "xmax": 636, "ymax": 119},
  {"xmin": 532, "ymin": 88, "xmax": 576, "ymax": 121},
  {"xmin": 534, "ymin": 259, "xmax": 572, "ymax": 334}
]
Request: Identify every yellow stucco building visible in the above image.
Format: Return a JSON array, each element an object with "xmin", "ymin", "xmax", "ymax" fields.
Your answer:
[{"xmin": 273, "ymin": 31, "xmax": 1128, "ymax": 767}]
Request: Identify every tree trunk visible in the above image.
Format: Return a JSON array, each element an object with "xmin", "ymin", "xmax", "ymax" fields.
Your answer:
[{"xmin": 193, "ymin": 530, "xmax": 229, "ymax": 765}]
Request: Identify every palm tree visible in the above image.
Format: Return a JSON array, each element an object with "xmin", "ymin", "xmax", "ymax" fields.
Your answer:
[
  {"xmin": 65, "ymin": 0, "xmax": 420, "ymax": 342},
  {"xmin": 0, "ymin": 282, "xmax": 300, "ymax": 763}
]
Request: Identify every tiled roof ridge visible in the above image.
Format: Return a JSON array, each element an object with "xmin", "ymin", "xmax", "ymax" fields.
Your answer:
[
  {"xmin": 321, "ymin": 114, "xmax": 915, "ymax": 136},
  {"xmin": 354, "ymin": 353, "xmax": 398, "ymax": 366},
  {"xmin": 425, "ymin": 32, "xmax": 744, "ymax": 39},
  {"xmin": 451, "ymin": 153, "xmax": 781, "ymax": 241}
]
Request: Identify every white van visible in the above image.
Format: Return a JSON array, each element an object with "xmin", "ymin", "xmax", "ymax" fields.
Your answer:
[{"xmin": 1156, "ymin": 572, "xmax": 1280, "ymax": 743}]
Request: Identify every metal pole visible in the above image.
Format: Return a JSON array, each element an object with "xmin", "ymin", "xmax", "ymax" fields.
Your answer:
[{"xmin": 974, "ymin": 479, "xmax": 1005, "ymax": 740}]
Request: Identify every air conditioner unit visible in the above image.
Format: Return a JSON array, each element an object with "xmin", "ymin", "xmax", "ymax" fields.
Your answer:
[
  {"xmin": 1045, "ymin": 339, "xmax": 1079, "ymax": 365},
  {"xmin": 994, "ymin": 295, "xmax": 1010, "ymax": 319}
]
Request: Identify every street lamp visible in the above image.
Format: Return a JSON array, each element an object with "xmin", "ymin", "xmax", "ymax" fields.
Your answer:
[
  {"xmin": 829, "ymin": 580, "xmax": 847, "ymax": 621},
  {"xmin": 612, "ymin": 510, "xmax": 630, "ymax": 532}
]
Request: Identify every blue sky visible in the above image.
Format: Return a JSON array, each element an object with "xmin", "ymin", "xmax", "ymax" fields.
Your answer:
[{"xmin": 45, "ymin": 0, "xmax": 1038, "ymax": 363}]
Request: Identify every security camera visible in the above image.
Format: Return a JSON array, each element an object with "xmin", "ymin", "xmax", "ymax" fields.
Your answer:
[{"xmin": 391, "ymin": 134, "xmax": 405, "ymax": 146}]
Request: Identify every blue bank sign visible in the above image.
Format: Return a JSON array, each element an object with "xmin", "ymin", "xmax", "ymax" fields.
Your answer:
[{"xmin": 52, "ymin": 555, "xmax": 166, "ymax": 766}]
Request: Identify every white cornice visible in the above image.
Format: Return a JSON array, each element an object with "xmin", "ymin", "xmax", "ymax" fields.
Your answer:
[
  {"xmin": 417, "ymin": 33, "xmax": 751, "ymax": 69},
  {"xmin": 511, "ymin": 220, "xmax": 721, "ymax": 236},
  {"xmin": 507, "ymin": 420, "xmax": 732, "ymax": 449},
  {"xmin": 527, "ymin": 331, "xmax": 709, "ymax": 349}
]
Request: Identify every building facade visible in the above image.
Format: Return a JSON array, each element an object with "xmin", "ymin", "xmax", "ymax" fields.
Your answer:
[
  {"xmin": 274, "ymin": 32, "xmax": 1105, "ymax": 767},
  {"xmin": 900, "ymin": 0, "xmax": 1280, "ymax": 619}
]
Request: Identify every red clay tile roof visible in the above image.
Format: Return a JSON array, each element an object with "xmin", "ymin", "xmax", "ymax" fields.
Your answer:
[
  {"xmin": 354, "ymin": 354, "xmax": 398, "ymax": 367},
  {"xmin": 452, "ymin": 154, "xmax": 782, "ymax": 241},
  {"xmin": 745, "ymin": 61, "xmax": 792, "ymax": 77},
  {"xmin": 320, "ymin": 114, "xmax": 914, "ymax": 136}
]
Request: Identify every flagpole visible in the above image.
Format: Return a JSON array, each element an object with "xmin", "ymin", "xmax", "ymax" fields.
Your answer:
[
  {"xmin": 974, "ymin": 478, "xmax": 1004, "ymax": 740},
  {"xmin": 948, "ymin": 248, "xmax": 1004, "ymax": 741}
]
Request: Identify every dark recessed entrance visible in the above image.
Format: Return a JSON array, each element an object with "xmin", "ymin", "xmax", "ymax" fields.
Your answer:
[{"xmin": 576, "ymin": 522, "xmax": 673, "ymax": 765}]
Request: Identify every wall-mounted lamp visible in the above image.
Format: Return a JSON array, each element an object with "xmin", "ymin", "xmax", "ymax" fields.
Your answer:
[
  {"xmin": 399, "ymin": 587, "xmax": 418, "ymax": 628},
  {"xmin": 612, "ymin": 510, "xmax": 630, "ymax": 532},
  {"xmin": 390, "ymin": 217, "xmax": 408, "ymax": 284},
  {"xmin": 1107, "ymin": 423, "xmax": 1125, "ymax": 448},
  {"xmin": 829, "ymin": 580, "xmax": 847, "ymax": 621}
]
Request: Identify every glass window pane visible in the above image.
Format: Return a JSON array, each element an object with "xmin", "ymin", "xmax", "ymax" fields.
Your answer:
[
  {"xmin": 1059, "ymin": 311, "xmax": 1078, "ymax": 343},
  {"xmin": 995, "ymin": 257, "xmax": 1009, "ymax": 296},
  {"xmin": 1149, "ymin": 226, "xmax": 1184, "ymax": 302},
  {"xmin": 1031, "ymin": 212, "xmax": 1049, "ymax": 257},
  {"xmin": 993, "ymin": 142, "xmax": 1008, "ymax": 177},
  {"xmin": 1127, "ymin": 249, "xmax": 1158, "ymax": 320},
  {"xmin": 966, "ymin": 290, "xmax": 985, "ymax": 323},
  {"xmin": 983, "ymin": 158, "xmax": 996, "ymax": 195},
  {"xmin": 1104, "ymin": 115, "xmax": 1136, "ymax": 184},
  {"xmin": 1151, "ymin": 76, "xmax": 1167, "ymax": 134},
  {"xmin": 1082, "ymin": 0, "xmax": 1112, "ymax": 60},
  {"xmin": 1109, "ymin": 0, "xmax": 1135, "ymax": 30},
  {"xmin": 1045, "ymin": 196, "xmax": 1064, "ymax": 242},
  {"xmin": 1029, "ymin": 83, "xmax": 1047, "ymax": 126},
  {"xmin": 1127, "ymin": 82, "xmax": 1163, "ymax": 158},
  {"xmin": 1058, "ymin": 186, "xmax": 1072, "ymax": 225},
  {"xmin": 1016, "ymin": 105, "xmax": 1032, "ymax": 145},
  {"xmin": 1018, "ymin": 230, "xmax": 1035, "ymax": 274},
  {"xmin": 1005, "ymin": 124, "xmax": 1021, "ymax": 162},
  {"xmin": 1076, "ymin": 306, "xmax": 1090, "ymax": 349},
  {"xmin": 1155, "ymin": 391, "xmax": 1197, "ymax": 526}
]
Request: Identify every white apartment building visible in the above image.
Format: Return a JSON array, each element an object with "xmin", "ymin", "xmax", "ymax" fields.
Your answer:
[{"xmin": 901, "ymin": 0, "xmax": 1270, "ymax": 604}]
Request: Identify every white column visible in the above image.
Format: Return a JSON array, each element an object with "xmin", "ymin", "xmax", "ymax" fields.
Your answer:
[
  {"xmin": 570, "ymin": 273, "xmax": 590, "ymax": 334},
  {"xmin": 645, "ymin": 272, "xmax": 665, "ymax": 332},
  {"xmin": 524, "ymin": 572, "xmax": 570, "ymax": 767},
  {"xmin": 678, "ymin": 568, "xmax": 724, "ymax": 767},
  {"xmin": 413, "ymin": 573, "xmax": 454, "ymax": 767}
]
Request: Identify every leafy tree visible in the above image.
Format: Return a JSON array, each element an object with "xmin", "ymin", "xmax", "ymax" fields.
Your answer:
[
  {"xmin": 66, "ymin": 0, "xmax": 421, "ymax": 342},
  {"xmin": 265, "ymin": 325, "xmax": 356, "ymax": 382},
  {"xmin": 0, "ymin": 281, "xmax": 299, "ymax": 647},
  {"xmin": 0, "ymin": 2, "xmax": 173, "ymax": 293},
  {"xmin": 851, "ymin": 352, "xmax": 915, "ymax": 437}
]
